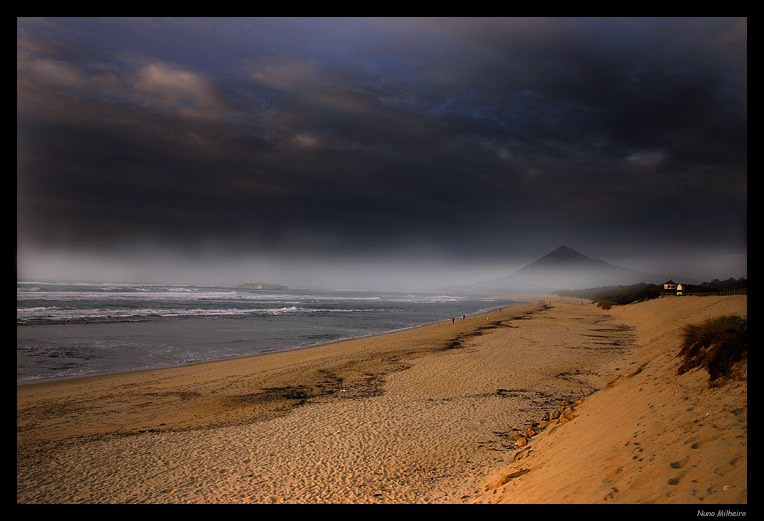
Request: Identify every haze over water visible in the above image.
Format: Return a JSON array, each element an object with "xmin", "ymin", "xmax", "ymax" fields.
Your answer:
[{"xmin": 17, "ymin": 18, "xmax": 746, "ymax": 289}]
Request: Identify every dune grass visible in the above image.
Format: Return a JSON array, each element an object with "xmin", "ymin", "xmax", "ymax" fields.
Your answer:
[{"xmin": 677, "ymin": 315, "xmax": 747, "ymax": 384}]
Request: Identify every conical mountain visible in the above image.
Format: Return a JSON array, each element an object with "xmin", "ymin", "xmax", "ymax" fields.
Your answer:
[
  {"xmin": 463, "ymin": 246, "xmax": 665, "ymax": 294},
  {"xmin": 516, "ymin": 245, "xmax": 598, "ymax": 272}
]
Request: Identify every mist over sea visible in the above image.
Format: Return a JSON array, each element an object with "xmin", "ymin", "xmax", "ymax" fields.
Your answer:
[{"xmin": 17, "ymin": 281, "xmax": 526, "ymax": 384}]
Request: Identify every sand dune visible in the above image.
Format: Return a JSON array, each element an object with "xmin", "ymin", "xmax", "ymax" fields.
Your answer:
[
  {"xmin": 470, "ymin": 295, "xmax": 747, "ymax": 504},
  {"xmin": 17, "ymin": 295, "xmax": 746, "ymax": 504}
]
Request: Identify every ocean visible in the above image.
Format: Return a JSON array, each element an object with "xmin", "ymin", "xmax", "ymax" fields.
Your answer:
[{"xmin": 17, "ymin": 281, "xmax": 527, "ymax": 384}]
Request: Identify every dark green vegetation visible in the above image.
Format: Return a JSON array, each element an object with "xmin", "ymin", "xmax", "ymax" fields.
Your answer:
[
  {"xmin": 555, "ymin": 278, "xmax": 746, "ymax": 309},
  {"xmin": 684, "ymin": 278, "xmax": 747, "ymax": 294},
  {"xmin": 555, "ymin": 283, "xmax": 662, "ymax": 309},
  {"xmin": 677, "ymin": 315, "xmax": 747, "ymax": 384}
]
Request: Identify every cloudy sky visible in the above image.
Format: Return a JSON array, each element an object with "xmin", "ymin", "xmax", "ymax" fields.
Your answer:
[{"xmin": 17, "ymin": 17, "xmax": 747, "ymax": 289}]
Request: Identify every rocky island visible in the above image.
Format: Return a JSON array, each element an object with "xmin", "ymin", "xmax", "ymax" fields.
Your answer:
[{"xmin": 238, "ymin": 282, "xmax": 288, "ymax": 290}]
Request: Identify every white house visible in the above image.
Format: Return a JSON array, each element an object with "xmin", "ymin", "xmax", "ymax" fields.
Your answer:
[{"xmin": 663, "ymin": 280, "xmax": 686, "ymax": 296}]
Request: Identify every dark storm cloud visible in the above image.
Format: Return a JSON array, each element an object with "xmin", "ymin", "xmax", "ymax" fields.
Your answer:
[{"xmin": 17, "ymin": 17, "xmax": 746, "ymax": 285}]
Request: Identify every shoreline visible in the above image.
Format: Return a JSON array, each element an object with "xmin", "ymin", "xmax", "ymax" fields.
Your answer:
[
  {"xmin": 16, "ymin": 299, "xmax": 533, "ymax": 388},
  {"xmin": 17, "ymin": 299, "xmax": 550, "ymax": 445},
  {"xmin": 17, "ymin": 295, "xmax": 746, "ymax": 504}
]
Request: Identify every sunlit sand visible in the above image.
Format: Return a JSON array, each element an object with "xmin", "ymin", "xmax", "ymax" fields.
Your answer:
[{"xmin": 17, "ymin": 295, "xmax": 746, "ymax": 504}]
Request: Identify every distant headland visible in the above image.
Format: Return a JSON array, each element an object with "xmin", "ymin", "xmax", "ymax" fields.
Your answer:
[{"xmin": 237, "ymin": 282, "xmax": 288, "ymax": 290}]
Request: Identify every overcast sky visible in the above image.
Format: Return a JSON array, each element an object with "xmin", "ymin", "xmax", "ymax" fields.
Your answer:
[{"xmin": 17, "ymin": 17, "xmax": 747, "ymax": 289}]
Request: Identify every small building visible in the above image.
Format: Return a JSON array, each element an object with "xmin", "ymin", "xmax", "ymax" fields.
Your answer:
[
  {"xmin": 663, "ymin": 280, "xmax": 677, "ymax": 290},
  {"xmin": 676, "ymin": 283, "xmax": 686, "ymax": 296}
]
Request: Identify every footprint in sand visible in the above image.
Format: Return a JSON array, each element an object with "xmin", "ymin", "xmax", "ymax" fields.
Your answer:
[
  {"xmin": 670, "ymin": 456, "xmax": 690, "ymax": 469},
  {"xmin": 684, "ymin": 435, "xmax": 702, "ymax": 449}
]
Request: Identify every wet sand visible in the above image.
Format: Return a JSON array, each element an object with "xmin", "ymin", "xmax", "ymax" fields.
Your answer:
[{"xmin": 17, "ymin": 295, "xmax": 746, "ymax": 504}]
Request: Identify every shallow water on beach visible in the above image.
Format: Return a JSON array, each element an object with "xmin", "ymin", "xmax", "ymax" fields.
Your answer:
[{"xmin": 17, "ymin": 281, "xmax": 525, "ymax": 383}]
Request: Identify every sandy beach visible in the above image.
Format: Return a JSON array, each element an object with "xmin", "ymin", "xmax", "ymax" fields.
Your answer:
[{"xmin": 17, "ymin": 295, "xmax": 746, "ymax": 504}]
